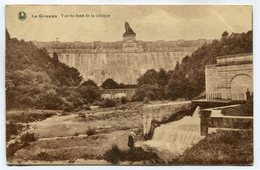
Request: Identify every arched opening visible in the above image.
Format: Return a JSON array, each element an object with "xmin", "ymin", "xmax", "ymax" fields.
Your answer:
[{"xmin": 230, "ymin": 74, "xmax": 253, "ymax": 100}]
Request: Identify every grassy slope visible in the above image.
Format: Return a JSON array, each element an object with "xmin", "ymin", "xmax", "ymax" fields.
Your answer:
[
  {"xmin": 175, "ymin": 130, "xmax": 253, "ymax": 165},
  {"xmin": 8, "ymin": 102, "xmax": 144, "ymax": 163}
]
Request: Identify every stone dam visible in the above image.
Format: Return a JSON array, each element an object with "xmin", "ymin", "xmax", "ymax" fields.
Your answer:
[{"xmin": 33, "ymin": 22, "xmax": 211, "ymax": 85}]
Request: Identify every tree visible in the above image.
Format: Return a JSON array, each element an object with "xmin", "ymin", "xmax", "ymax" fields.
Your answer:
[
  {"xmin": 80, "ymin": 79, "xmax": 97, "ymax": 87},
  {"xmin": 77, "ymin": 85, "xmax": 100, "ymax": 103},
  {"xmin": 53, "ymin": 52, "xmax": 59, "ymax": 63},
  {"xmin": 137, "ymin": 69, "xmax": 159, "ymax": 86},
  {"xmin": 6, "ymin": 30, "xmax": 85, "ymax": 110},
  {"xmin": 165, "ymin": 64, "xmax": 186, "ymax": 100},
  {"xmin": 158, "ymin": 69, "xmax": 169, "ymax": 87},
  {"xmin": 118, "ymin": 83, "xmax": 125, "ymax": 88},
  {"xmin": 222, "ymin": 31, "xmax": 229, "ymax": 40},
  {"xmin": 6, "ymin": 28, "xmax": 10, "ymax": 41},
  {"xmin": 101, "ymin": 78, "xmax": 119, "ymax": 89},
  {"xmin": 166, "ymin": 30, "xmax": 252, "ymax": 100}
]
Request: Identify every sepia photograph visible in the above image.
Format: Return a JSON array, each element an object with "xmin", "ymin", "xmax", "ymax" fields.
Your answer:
[{"xmin": 5, "ymin": 5, "xmax": 253, "ymax": 165}]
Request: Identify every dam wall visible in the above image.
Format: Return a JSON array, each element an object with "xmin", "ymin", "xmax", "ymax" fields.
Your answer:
[
  {"xmin": 55, "ymin": 51, "xmax": 191, "ymax": 85},
  {"xmin": 33, "ymin": 22, "xmax": 210, "ymax": 85}
]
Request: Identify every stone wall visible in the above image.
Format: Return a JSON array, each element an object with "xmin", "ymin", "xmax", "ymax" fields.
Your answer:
[
  {"xmin": 205, "ymin": 53, "xmax": 253, "ymax": 100},
  {"xmin": 200, "ymin": 105, "xmax": 253, "ymax": 136},
  {"xmin": 142, "ymin": 101, "xmax": 192, "ymax": 136},
  {"xmin": 205, "ymin": 65, "xmax": 218, "ymax": 99}
]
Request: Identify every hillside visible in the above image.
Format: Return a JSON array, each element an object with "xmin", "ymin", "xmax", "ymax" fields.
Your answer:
[
  {"xmin": 168, "ymin": 30, "xmax": 253, "ymax": 99},
  {"xmin": 6, "ymin": 30, "xmax": 100, "ymax": 110},
  {"xmin": 134, "ymin": 30, "xmax": 253, "ymax": 101},
  {"xmin": 6, "ymin": 30, "xmax": 82, "ymax": 87}
]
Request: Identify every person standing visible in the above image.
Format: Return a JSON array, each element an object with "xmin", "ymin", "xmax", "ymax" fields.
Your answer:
[
  {"xmin": 128, "ymin": 131, "xmax": 136, "ymax": 153},
  {"xmin": 246, "ymin": 88, "xmax": 251, "ymax": 101}
]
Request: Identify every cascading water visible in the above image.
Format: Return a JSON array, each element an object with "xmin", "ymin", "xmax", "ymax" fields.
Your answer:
[{"xmin": 141, "ymin": 106, "xmax": 204, "ymax": 155}]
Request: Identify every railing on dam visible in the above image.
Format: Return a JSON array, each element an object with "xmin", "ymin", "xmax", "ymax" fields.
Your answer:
[
  {"xmin": 206, "ymin": 93, "xmax": 246, "ymax": 101},
  {"xmin": 142, "ymin": 101, "xmax": 192, "ymax": 138}
]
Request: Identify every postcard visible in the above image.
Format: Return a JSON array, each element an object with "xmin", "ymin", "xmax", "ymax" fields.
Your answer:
[{"xmin": 6, "ymin": 5, "xmax": 253, "ymax": 165}]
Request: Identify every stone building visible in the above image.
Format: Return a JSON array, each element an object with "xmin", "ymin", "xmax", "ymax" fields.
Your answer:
[{"xmin": 205, "ymin": 53, "xmax": 253, "ymax": 101}]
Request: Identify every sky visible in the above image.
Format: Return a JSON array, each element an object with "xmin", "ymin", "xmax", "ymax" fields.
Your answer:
[{"xmin": 6, "ymin": 5, "xmax": 252, "ymax": 42}]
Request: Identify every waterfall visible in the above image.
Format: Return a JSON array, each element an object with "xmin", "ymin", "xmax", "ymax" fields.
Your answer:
[
  {"xmin": 192, "ymin": 105, "xmax": 201, "ymax": 118},
  {"xmin": 141, "ymin": 106, "xmax": 204, "ymax": 155}
]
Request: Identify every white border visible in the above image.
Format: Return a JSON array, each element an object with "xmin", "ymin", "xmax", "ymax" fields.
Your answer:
[{"xmin": 1, "ymin": 0, "xmax": 259, "ymax": 170}]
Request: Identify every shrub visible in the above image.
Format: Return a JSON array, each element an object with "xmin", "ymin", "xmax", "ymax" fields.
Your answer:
[
  {"xmin": 62, "ymin": 102, "xmax": 75, "ymax": 112},
  {"xmin": 39, "ymin": 93, "xmax": 64, "ymax": 110},
  {"xmin": 145, "ymin": 90, "xmax": 156, "ymax": 100},
  {"xmin": 78, "ymin": 112, "xmax": 86, "ymax": 119},
  {"xmin": 74, "ymin": 132, "xmax": 79, "ymax": 136},
  {"xmin": 80, "ymin": 79, "xmax": 98, "ymax": 87},
  {"xmin": 132, "ymin": 85, "xmax": 161, "ymax": 101},
  {"xmin": 61, "ymin": 111, "xmax": 69, "ymax": 116},
  {"xmin": 86, "ymin": 126, "xmax": 97, "ymax": 136},
  {"xmin": 100, "ymin": 99, "xmax": 116, "ymax": 108},
  {"xmin": 77, "ymin": 85, "xmax": 101, "ymax": 104},
  {"xmin": 34, "ymin": 151, "xmax": 55, "ymax": 161},
  {"xmin": 104, "ymin": 144, "xmax": 122, "ymax": 164},
  {"xmin": 121, "ymin": 96, "xmax": 128, "ymax": 104},
  {"xmin": 82, "ymin": 104, "xmax": 91, "ymax": 110},
  {"xmin": 143, "ymin": 96, "xmax": 150, "ymax": 104},
  {"xmin": 20, "ymin": 132, "xmax": 37, "ymax": 146},
  {"xmin": 132, "ymin": 88, "xmax": 146, "ymax": 101},
  {"xmin": 68, "ymin": 159, "xmax": 76, "ymax": 163},
  {"xmin": 67, "ymin": 95, "xmax": 84, "ymax": 109},
  {"xmin": 6, "ymin": 111, "xmax": 56, "ymax": 124},
  {"xmin": 101, "ymin": 78, "xmax": 119, "ymax": 89}
]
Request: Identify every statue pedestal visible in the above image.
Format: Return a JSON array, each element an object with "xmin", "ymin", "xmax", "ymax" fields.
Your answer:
[
  {"xmin": 122, "ymin": 35, "xmax": 138, "ymax": 52},
  {"xmin": 123, "ymin": 35, "xmax": 136, "ymax": 41}
]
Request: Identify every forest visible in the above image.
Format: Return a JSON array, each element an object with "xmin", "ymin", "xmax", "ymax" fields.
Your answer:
[
  {"xmin": 6, "ymin": 29, "xmax": 100, "ymax": 111},
  {"xmin": 133, "ymin": 30, "xmax": 253, "ymax": 101}
]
